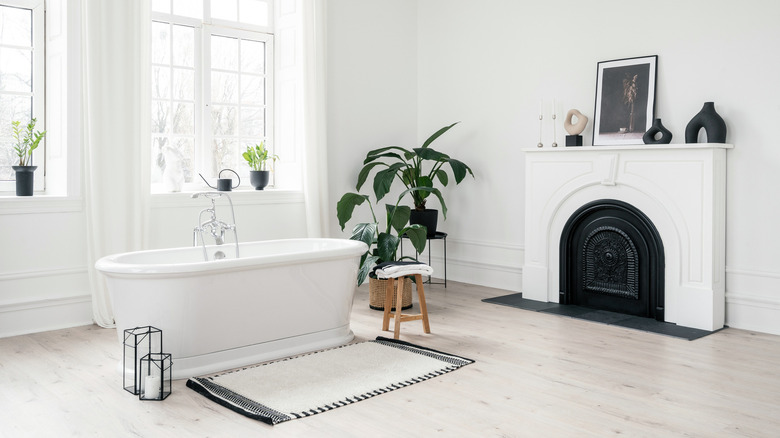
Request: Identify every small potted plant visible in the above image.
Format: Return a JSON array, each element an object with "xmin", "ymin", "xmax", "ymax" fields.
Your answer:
[
  {"xmin": 242, "ymin": 141, "xmax": 279, "ymax": 190},
  {"xmin": 356, "ymin": 122, "xmax": 473, "ymax": 236},
  {"xmin": 12, "ymin": 118, "xmax": 46, "ymax": 196}
]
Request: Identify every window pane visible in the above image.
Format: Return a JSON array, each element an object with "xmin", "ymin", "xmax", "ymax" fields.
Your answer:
[
  {"xmin": 151, "ymin": 22, "xmax": 170, "ymax": 64},
  {"xmin": 239, "ymin": 0, "xmax": 268, "ymax": 27},
  {"xmin": 167, "ymin": 137, "xmax": 195, "ymax": 182},
  {"xmin": 211, "ymin": 35, "xmax": 238, "ymax": 71},
  {"xmin": 211, "ymin": 105, "xmax": 237, "ymax": 136},
  {"xmin": 172, "ymin": 102, "xmax": 194, "ymax": 134},
  {"xmin": 151, "ymin": 66, "xmax": 170, "ymax": 99},
  {"xmin": 212, "ymin": 138, "xmax": 237, "ymax": 173},
  {"xmin": 240, "ymin": 107, "xmax": 264, "ymax": 137},
  {"xmin": 0, "ymin": 95, "xmax": 32, "ymax": 136},
  {"xmin": 172, "ymin": 68, "xmax": 193, "ymax": 100},
  {"xmin": 151, "ymin": 100, "xmax": 170, "ymax": 134},
  {"xmin": 0, "ymin": 6, "xmax": 32, "ymax": 47},
  {"xmin": 151, "ymin": 0, "xmax": 170, "ymax": 14},
  {"xmin": 0, "ymin": 140, "xmax": 15, "ymax": 179},
  {"xmin": 240, "ymin": 75, "xmax": 264, "ymax": 105},
  {"xmin": 0, "ymin": 48, "xmax": 32, "ymax": 92},
  {"xmin": 172, "ymin": 25, "xmax": 194, "ymax": 67},
  {"xmin": 211, "ymin": 71, "xmax": 238, "ymax": 104},
  {"xmin": 211, "ymin": 0, "xmax": 237, "ymax": 22},
  {"xmin": 240, "ymin": 40, "xmax": 265, "ymax": 74},
  {"xmin": 173, "ymin": 0, "xmax": 202, "ymax": 19}
]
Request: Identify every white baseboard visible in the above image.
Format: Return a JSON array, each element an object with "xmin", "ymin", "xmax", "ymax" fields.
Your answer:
[
  {"xmin": 0, "ymin": 294, "xmax": 93, "ymax": 339},
  {"xmin": 725, "ymin": 268, "xmax": 780, "ymax": 335}
]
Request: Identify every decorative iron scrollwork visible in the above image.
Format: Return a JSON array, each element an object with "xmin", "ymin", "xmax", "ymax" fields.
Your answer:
[{"xmin": 582, "ymin": 226, "xmax": 639, "ymax": 299}]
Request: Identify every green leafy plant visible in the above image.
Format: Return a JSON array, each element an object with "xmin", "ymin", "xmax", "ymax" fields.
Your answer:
[
  {"xmin": 12, "ymin": 119, "xmax": 46, "ymax": 167},
  {"xmin": 356, "ymin": 122, "xmax": 474, "ymax": 211},
  {"xmin": 242, "ymin": 141, "xmax": 279, "ymax": 171},
  {"xmin": 337, "ymin": 186, "xmax": 446, "ymax": 286}
]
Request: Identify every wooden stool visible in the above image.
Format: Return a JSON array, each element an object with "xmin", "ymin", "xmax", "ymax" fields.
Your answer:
[{"xmin": 380, "ymin": 273, "xmax": 431, "ymax": 339}]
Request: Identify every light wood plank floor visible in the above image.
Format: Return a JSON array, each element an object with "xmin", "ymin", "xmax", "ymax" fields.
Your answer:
[{"xmin": 1, "ymin": 281, "xmax": 779, "ymax": 437}]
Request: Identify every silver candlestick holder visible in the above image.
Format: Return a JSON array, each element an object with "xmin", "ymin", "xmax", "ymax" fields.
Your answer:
[
  {"xmin": 537, "ymin": 114, "xmax": 543, "ymax": 148},
  {"xmin": 551, "ymin": 111, "xmax": 558, "ymax": 147}
]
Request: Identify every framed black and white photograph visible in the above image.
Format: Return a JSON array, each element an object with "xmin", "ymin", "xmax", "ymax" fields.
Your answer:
[{"xmin": 593, "ymin": 55, "xmax": 657, "ymax": 146}]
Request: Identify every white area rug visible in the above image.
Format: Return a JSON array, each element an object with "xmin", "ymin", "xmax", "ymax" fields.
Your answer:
[{"xmin": 186, "ymin": 336, "xmax": 474, "ymax": 425}]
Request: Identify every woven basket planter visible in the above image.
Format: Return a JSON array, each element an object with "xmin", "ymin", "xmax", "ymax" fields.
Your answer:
[{"xmin": 368, "ymin": 276, "xmax": 413, "ymax": 311}]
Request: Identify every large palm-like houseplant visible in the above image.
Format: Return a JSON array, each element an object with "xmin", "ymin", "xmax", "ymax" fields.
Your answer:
[{"xmin": 355, "ymin": 122, "xmax": 474, "ymax": 236}]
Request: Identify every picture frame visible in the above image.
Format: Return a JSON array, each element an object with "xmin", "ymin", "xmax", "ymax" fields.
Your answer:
[{"xmin": 593, "ymin": 55, "xmax": 657, "ymax": 146}]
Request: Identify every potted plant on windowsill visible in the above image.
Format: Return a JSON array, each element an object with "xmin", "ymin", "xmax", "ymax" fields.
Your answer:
[
  {"xmin": 242, "ymin": 141, "xmax": 279, "ymax": 190},
  {"xmin": 11, "ymin": 119, "xmax": 46, "ymax": 197},
  {"xmin": 356, "ymin": 122, "xmax": 474, "ymax": 237},
  {"xmin": 337, "ymin": 186, "xmax": 446, "ymax": 310}
]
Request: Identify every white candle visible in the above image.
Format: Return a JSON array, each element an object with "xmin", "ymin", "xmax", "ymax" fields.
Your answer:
[
  {"xmin": 539, "ymin": 99, "xmax": 543, "ymax": 117},
  {"xmin": 144, "ymin": 375, "xmax": 162, "ymax": 399},
  {"xmin": 552, "ymin": 98, "xmax": 556, "ymax": 116}
]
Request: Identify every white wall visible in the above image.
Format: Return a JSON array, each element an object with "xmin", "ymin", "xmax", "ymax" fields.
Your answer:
[
  {"xmin": 326, "ymin": 0, "xmax": 419, "ymax": 236},
  {"xmin": 327, "ymin": 0, "xmax": 780, "ymax": 334}
]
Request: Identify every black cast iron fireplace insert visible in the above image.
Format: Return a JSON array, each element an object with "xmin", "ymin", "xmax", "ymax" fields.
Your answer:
[{"xmin": 559, "ymin": 199, "xmax": 665, "ymax": 320}]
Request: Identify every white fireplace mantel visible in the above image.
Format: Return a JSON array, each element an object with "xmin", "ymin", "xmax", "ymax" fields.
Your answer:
[{"xmin": 521, "ymin": 143, "xmax": 732, "ymax": 331}]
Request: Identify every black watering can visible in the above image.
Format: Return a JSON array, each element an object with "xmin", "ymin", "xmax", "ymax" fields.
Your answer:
[{"xmin": 199, "ymin": 169, "xmax": 240, "ymax": 191}]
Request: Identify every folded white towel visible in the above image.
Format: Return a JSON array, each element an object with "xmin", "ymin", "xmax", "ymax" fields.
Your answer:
[{"xmin": 375, "ymin": 264, "xmax": 434, "ymax": 279}]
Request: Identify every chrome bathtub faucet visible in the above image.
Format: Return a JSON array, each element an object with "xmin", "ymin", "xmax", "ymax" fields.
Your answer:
[{"xmin": 191, "ymin": 192, "xmax": 239, "ymax": 261}]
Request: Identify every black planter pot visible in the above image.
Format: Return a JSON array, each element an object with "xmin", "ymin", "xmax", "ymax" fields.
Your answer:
[
  {"xmin": 12, "ymin": 165, "xmax": 37, "ymax": 196},
  {"xmin": 643, "ymin": 118, "xmax": 673, "ymax": 144},
  {"xmin": 409, "ymin": 209, "xmax": 438, "ymax": 237},
  {"xmin": 685, "ymin": 102, "xmax": 727, "ymax": 143},
  {"xmin": 249, "ymin": 170, "xmax": 270, "ymax": 190}
]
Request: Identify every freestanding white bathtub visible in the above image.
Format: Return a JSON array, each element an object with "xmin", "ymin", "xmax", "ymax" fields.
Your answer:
[{"xmin": 96, "ymin": 238, "xmax": 367, "ymax": 379}]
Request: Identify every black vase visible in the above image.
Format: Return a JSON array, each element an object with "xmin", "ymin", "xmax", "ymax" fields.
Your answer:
[
  {"xmin": 12, "ymin": 165, "xmax": 37, "ymax": 196},
  {"xmin": 685, "ymin": 102, "xmax": 727, "ymax": 143},
  {"xmin": 409, "ymin": 209, "xmax": 438, "ymax": 238},
  {"xmin": 249, "ymin": 170, "xmax": 270, "ymax": 190},
  {"xmin": 643, "ymin": 118, "xmax": 673, "ymax": 144}
]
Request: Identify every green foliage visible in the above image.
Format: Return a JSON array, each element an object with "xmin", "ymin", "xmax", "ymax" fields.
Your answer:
[
  {"xmin": 337, "ymin": 187, "xmax": 432, "ymax": 286},
  {"xmin": 12, "ymin": 119, "xmax": 46, "ymax": 167},
  {"xmin": 242, "ymin": 141, "xmax": 279, "ymax": 171},
  {"xmin": 357, "ymin": 122, "xmax": 474, "ymax": 210}
]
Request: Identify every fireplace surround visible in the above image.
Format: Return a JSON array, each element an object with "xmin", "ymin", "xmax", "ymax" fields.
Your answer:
[{"xmin": 522, "ymin": 143, "xmax": 732, "ymax": 331}]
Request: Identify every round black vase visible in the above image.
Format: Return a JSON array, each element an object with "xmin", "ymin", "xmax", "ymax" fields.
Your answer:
[
  {"xmin": 409, "ymin": 209, "xmax": 438, "ymax": 238},
  {"xmin": 249, "ymin": 170, "xmax": 270, "ymax": 190},
  {"xmin": 12, "ymin": 165, "xmax": 37, "ymax": 196},
  {"xmin": 685, "ymin": 102, "xmax": 727, "ymax": 143},
  {"xmin": 643, "ymin": 118, "xmax": 673, "ymax": 144}
]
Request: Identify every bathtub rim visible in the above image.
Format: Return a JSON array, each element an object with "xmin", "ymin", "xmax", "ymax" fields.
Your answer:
[{"xmin": 95, "ymin": 238, "xmax": 367, "ymax": 277}]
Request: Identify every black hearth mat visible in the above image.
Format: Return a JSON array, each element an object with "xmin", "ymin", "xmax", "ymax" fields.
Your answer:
[{"xmin": 482, "ymin": 293, "xmax": 719, "ymax": 340}]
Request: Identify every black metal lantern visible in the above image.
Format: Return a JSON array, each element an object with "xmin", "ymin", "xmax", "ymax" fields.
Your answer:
[
  {"xmin": 139, "ymin": 353, "xmax": 173, "ymax": 401},
  {"xmin": 123, "ymin": 326, "xmax": 163, "ymax": 395}
]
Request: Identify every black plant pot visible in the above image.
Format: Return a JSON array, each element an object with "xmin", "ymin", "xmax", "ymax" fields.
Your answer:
[
  {"xmin": 249, "ymin": 170, "xmax": 270, "ymax": 190},
  {"xmin": 12, "ymin": 165, "xmax": 37, "ymax": 196},
  {"xmin": 643, "ymin": 118, "xmax": 673, "ymax": 144},
  {"xmin": 409, "ymin": 209, "xmax": 438, "ymax": 238},
  {"xmin": 685, "ymin": 102, "xmax": 727, "ymax": 143}
]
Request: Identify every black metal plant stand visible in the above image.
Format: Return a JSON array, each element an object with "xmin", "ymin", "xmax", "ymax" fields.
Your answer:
[{"xmin": 400, "ymin": 231, "xmax": 448, "ymax": 287}]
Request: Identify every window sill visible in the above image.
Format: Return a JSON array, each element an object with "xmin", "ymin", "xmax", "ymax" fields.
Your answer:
[
  {"xmin": 150, "ymin": 188, "xmax": 304, "ymax": 208},
  {"xmin": 0, "ymin": 194, "xmax": 84, "ymax": 215}
]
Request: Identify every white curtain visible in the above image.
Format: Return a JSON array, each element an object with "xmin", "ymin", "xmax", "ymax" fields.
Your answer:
[
  {"xmin": 82, "ymin": 0, "xmax": 151, "ymax": 327},
  {"xmin": 302, "ymin": 0, "xmax": 330, "ymax": 238}
]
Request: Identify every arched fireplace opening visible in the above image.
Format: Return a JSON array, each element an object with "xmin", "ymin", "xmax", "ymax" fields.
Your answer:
[{"xmin": 559, "ymin": 199, "xmax": 665, "ymax": 320}]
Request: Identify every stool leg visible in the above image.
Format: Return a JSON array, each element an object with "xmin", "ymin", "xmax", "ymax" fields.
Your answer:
[
  {"xmin": 382, "ymin": 277, "xmax": 394, "ymax": 331},
  {"xmin": 414, "ymin": 274, "xmax": 431, "ymax": 334},
  {"xmin": 393, "ymin": 277, "xmax": 404, "ymax": 339}
]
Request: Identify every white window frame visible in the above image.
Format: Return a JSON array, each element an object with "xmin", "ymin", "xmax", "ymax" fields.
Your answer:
[
  {"xmin": 150, "ymin": 0, "xmax": 274, "ymax": 193},
  {"xmin": 202, "ymin": 25, "xmax": 273, "ymax": 182},
  {"xmin": 0, "ymin": 0, "xmax": 45, "ymax": 192}
]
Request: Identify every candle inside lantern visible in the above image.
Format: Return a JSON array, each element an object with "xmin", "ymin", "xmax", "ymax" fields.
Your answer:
[{"xmin": 144, "ymin": 375, "xmax": 161, "ymax": 399}]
